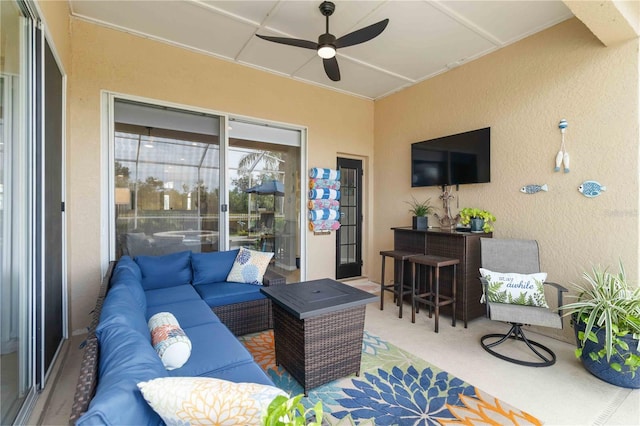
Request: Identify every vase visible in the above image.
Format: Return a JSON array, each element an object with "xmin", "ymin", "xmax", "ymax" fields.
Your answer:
[
  {"xmin": 470, "ymin": 218, "xmax": 484, "ymax": 233},
  {"xmin": 412, "ymin": 216, "xmax": 428, "ymax": 230},
  {"xmin": 574, "ymin": 319, "xmax": 640, "ymax": 389}
]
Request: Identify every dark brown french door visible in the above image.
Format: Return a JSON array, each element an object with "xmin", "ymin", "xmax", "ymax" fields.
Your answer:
[{"xmin": 335, "ymin": 158, "xmax": 362, "ymax": 279}]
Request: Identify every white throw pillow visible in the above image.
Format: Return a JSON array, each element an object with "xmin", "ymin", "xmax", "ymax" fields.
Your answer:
[
  {"xmin": 479, "ymin": 268, "xmax": 549, "ymax": 308},
  {"xmin": 226, "ymin": 247, "xmax": 273, "ymax": 285},
  {"xmin": 148, "ymin": 312, "xmax": 191, "ymax": 370},
  {"xmin": 137, "ymin": 377, "xmax": 286, "ymax": 425}
]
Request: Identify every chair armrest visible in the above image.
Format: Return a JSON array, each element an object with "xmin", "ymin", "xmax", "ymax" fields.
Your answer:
[
  {"xmin": 543, "ymin": 281, "xmax": 568, "ymax": 292},
  {"xmin": 262, "ymin": 269, "xmax": 286, "ymax": 286},
  {"xmin": 544, "ymin": 281, "xmax": 568, "ymax": 316}
]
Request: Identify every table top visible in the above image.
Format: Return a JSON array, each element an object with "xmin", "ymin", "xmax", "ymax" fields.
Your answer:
[{"xmin": 260, "ymin": 279, "xmax": 377, "ymax": 319}]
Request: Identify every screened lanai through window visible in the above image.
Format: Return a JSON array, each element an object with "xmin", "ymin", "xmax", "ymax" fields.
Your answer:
[
  {"xmin": 113, "ymin": 100, "xmax": 302, "ymax": 282},
  {"xmin": 114, "ymin": 122, "xmax": 221, "ymax": 257}
]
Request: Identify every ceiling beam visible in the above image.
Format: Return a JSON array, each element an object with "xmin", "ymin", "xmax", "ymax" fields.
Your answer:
[{"xmin": 563, "ymin": 0, "xmax": 639, "ymax": 46}]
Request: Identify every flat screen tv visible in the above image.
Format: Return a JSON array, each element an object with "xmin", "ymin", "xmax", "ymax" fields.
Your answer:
[{"xmin": 411, "ymin": 127, "xmax": 490, "ymax": 187}]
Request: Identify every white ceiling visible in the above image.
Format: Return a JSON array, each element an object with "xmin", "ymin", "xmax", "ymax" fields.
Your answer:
[{"xmin": 69, "ymin": 0, "xmax": 574, "ymax": 100}]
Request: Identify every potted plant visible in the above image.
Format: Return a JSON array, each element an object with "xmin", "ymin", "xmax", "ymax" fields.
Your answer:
[
  {"xmin": 560, "ymin": 261, "xmax": 640, "ymax": 388},
  {"xmin": 405, "ymin": 196, "xmax": 434, "ymax": 230},
  {"xmin": 263, "ymin": 393, "xmax": 323, "ymax": 425},
  {"xmin": 458, "ymin": 208, "xmax": 496, "ymax": 233}
]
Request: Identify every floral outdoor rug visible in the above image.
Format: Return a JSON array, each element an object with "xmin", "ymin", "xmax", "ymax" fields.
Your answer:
[{"xmin": 239, "ymin": 330, "xmax": 541, "ymax": 426}]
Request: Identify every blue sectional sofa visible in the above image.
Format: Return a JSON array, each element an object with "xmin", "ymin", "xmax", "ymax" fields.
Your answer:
[{"xmin": 70, "ymin": 249, "xmax": 285, "ymax": 425}]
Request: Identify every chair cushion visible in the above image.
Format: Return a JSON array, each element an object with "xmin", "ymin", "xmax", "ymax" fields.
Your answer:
[
  {"xmin": 137, "ymin": 377, "xmax": 285, "ymax": 426},
  {"xmin": 193, "ymin": 282, "xmax": 266, "ymax": 308},
  {"xmin": 135, "ymin": 250, "xmax": 192, "ymax": 290},
  {"xmin": 191, "ymin": 249, "xmax": 239, "ymax": 285},
  {"xmin": 226, "ymin": 247, "xmax": 273, "ymax": 285},
  {"xmin": 480, "ymin": 268, "xmax": 549, "ymax": 308},
  {"xmin": 488, "ymin": 302, "xmax": 562, "ymax": 329}
]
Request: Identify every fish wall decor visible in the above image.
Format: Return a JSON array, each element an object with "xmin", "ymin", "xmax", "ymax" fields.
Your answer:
[
  {"xmin": 520, "ymin": 184, "xmax": 549, "ymax": 194},
  {"xmin": 578, "ymin": 181, "xmax": 606, "ymax": 198}
]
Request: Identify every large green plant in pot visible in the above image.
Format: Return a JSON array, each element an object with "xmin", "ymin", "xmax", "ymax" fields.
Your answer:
[{"xmin": 560, "ymin": 262, "xmax": 640, "ymax": 388}]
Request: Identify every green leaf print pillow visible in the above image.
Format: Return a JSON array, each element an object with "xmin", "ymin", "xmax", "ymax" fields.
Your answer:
[{"xmin": 479, "ymin": 268, "xmax": 549, "ymax": 308}]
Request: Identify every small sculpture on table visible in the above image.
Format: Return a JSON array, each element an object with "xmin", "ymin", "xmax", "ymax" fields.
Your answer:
[{"xmin": 433, "ymin": 186, "xmax": 460, "ymax": 229}]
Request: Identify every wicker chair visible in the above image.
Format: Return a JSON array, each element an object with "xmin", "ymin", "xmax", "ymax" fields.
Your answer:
[{"xmin": 479, "ymin": 238, "xmax": 567, "ymax": 367}]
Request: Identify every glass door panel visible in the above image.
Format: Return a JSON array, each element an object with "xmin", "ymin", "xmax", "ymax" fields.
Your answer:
[
  {"xmin": 336, "ymin": 158, "xmax": 362, "ymax": 279},
  {"xmin": 228, "ymin": 120, "xmax": 301, "ymax": 282},
  {"xmin": 113, "ymin": 100, "xmax": 221, "ymax": 257},
  {"xmin": 1, "ymin": 1, "xmax": 34, "ymax": 422}
]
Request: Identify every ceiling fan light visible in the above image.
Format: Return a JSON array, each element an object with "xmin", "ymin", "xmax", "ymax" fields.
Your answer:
[{"xmin": 317, "ymin": 45, "xmax": 336, "ymax": 59}]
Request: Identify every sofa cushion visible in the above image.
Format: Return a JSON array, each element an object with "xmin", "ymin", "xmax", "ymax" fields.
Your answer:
[
  {"xmin": 148, "ymin": 312, "xmax": 192, "ymax": 370},
  {"xmin": 226, "ymin": 247, "xmax": 273, "ymax": 285},
  {"xmin": 201, "ymin": 361, "xmax": 274, "ymax": 386},
  {"xmin": 137, "ymin": 377, "xmax": 285, "ymax": 426},
  {"xmin": 191, "ymin": 249, "xmax": 239, "ymax": 285},
  {"xmin": 96, "ymin": 285, "xmax": 150, "ymax": 340},
  {"xmin": 146, "ymin": 299, "xmax": 220, "ymax": 329},
  {"xmin": 168, "ymin": 322, "xmax": 254, "ymax": 377},
  {"xmin": 144, "ymin": 284, "xmax": 201, "ymax": 308},
  {"xmin": 110, "ymin": 277, "xmax": 146, "ymax": 311},
  {"xmin": 77, "ymin": 326, "xmax": 168, "ymax": 426},
  {"xmin": 111, "ymin": 255, "xmax": 142, "ymax": 282},
  {"xmin": 135, "ymin": 250, "xmax": 192, "ymax": 290},
  {"xmin": 193, "ymin": 282, "xmax": 266, "ymax": 308}
]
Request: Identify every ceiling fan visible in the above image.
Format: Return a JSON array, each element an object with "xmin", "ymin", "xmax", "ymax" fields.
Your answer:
[{"xmin": 256, "ymin": 1, "xmax": 389, "ymax": 82}]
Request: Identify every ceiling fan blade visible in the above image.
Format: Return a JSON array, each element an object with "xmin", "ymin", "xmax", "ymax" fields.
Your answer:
[
  {"xmin": 323, "ymin": 57, "xmax": 340, "ymax": 81},
  {"xmin": 256, "ymin": 34, "xmax": 318, "ymax": 50},
  {"xmin": 335, "ymin": 19, "xmax": 389, "ymax": 49}
]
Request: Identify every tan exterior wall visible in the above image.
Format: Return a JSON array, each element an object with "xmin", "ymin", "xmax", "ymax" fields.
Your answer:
[
  {"xmin": 66, "ymin": 19, "xmax": 374, "ymax": 333},
  {"xmin": 374, "ymin": 18, "xmax": 639, "ymax": 341}
]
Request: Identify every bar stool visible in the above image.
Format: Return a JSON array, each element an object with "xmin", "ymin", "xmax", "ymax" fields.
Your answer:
[
  {"xmin": 379, "ymin": 250, "xmax": 421, "ymax": 318},
  {"xmin": 409, "ymin": 255, "xmax": 460, "ymax": 333}
]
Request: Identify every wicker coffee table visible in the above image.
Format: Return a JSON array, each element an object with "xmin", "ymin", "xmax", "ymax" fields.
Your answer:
[{"xmin": 260, "ymin": 279, "xmax": 377, "ymax": 394}]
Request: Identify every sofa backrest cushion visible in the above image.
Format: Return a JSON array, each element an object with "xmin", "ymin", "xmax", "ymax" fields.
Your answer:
[
  {"xmin": 76, "ymin": 325, "xmax": 168, "ymax": 425},
  {"xmin": 96, "ymin": 285, "xmax": 150, "ymax": 341},
  {"xmin": 191, "ymin": 249, "xmax": 240, "ymax": 286},
  {"xmin": 135, "ymin": 250, "xmax": 192, "ymax": 290},
  {"xmin": 110, "ymin": 278, "xmax": 147, "ymax": 312},
  {"xmin": 111, "ymin": 255, "xmax": 142, "ymax": 282}
]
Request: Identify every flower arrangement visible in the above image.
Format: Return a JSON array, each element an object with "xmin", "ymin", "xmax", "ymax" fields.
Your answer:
[{"xmin": 458, "ymin": 208, "xmax": 496, "ymax": 233}]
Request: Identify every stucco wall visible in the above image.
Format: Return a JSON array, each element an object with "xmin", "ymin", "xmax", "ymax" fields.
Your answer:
[
  {"xmin": 374, "ymin": 18, "xmax": 639, "ymax": 341},
  {"xmin": 66, "ymin": 19, "xmax": 374, "ymax": 333}
]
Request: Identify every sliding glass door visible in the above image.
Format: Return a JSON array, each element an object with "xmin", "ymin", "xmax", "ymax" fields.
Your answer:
[
  {"xmin": 111, "ymin": 99, "xmax": 302, "ymax": 282},
  {"xmin": 1, "ymin": 1, "xmax": 36, "ymax": 423},
  {"xmin": 228, "ymin": 119, "xmax": 301, "ymax": 281},
  {"xmin": 113, "ymin": 99, "xmax": 222, "ymax": 257}
]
